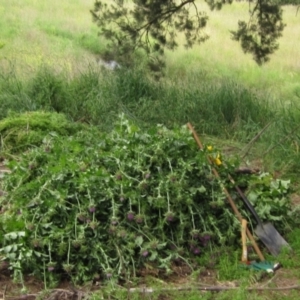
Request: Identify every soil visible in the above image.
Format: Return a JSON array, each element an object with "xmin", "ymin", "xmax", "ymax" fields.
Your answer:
[{"xmin": 0, "ymin": 262, "xmax": 299, "ymax": 300}]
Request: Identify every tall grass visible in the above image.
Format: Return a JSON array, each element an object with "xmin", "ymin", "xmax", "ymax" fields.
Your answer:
[
  {"xmin": 1, "ymin": 65, "xmax": 300, "ymax": 175},
  {"xmin": 0, "ymin": 65, "xmax": 273, "ymax": 134},
  {"xmin": 2, "ymin": 64, "xmax": 300, "ymax": 175},
  {"xmin": 1, "ymin": 1, "xmax": 300, "ymax": 101}
]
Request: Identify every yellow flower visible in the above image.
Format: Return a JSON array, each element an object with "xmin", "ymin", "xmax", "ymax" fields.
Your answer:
[
  {"xmin": 214, "ymin": 153, "xmax": 222, "ymax": 166},
  {"xmin": 207, "ymin": 145, "xmax": 213, "ymax": 151}
]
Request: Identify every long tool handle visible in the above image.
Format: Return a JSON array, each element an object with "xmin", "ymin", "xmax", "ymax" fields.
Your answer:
[
  {"xmin": 187, "ymin": 122, "xmax": 265, "ymax": 262},
  {"xmin": 228, "ymin": 176, "xmax": 263, "ymax": 226},
  {"xmin": 241, "ymin": 219, "xmax": 248, "ymax": 263}
]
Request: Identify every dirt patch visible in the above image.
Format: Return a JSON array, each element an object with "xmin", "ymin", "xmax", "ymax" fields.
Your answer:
[
  {"xmin": 0, "ymin": 264, "xmax": 299, "ymax": 300},
  {"xmin": 290, "ymin": 193, "xmax": 300, "ymax": 207}
]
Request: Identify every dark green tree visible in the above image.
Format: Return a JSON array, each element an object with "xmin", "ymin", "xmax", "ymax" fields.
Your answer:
[{"xmin": 91, "ymin": 0, "xmax": 285, "ymax": 72}]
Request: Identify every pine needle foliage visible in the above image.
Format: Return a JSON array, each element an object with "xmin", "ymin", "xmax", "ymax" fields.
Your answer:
[{"xmin": 91, "ymin": 0, "xmax": 285, "ymax": 71}]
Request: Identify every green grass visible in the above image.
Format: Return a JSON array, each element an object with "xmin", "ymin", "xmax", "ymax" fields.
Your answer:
[
  {"xmin": 0, "ymin": 0, "xmax": 101, "ymax": 75},
  {"xmin": 1, "ymin": 64, "xmax": 300, "ymax": 177},
  {"xmin": 1, "ymin": 1, "xmax": 300, "ymax": 101},
  {"xmin": 166, "ymin": 3, "xmax": 300, "ymax": 103}
]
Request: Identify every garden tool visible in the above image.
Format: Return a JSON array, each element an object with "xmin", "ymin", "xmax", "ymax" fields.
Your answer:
[
  {"xmin": 186, "ymin": 122, "xmax": 291, "ymax": 257},
  {"xmin": 241, "ymin": 219, "xmax": 248, "ymax": 263},
  {"xmin": 229, "ymin": 176, "xmax": 291, "ymax": 256},
  {"xmin": 240, "ymin": 218, "xmax": 281, "ymax": 273},
  {"xmin": 186, "ymin": 122, "xmax": 265, "ymax": 262}
]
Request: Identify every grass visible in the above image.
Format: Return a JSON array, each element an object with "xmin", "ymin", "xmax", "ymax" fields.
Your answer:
[
  {"xmin": 166, "ymin": 3, "xmax": 300, "ymax": 103},
  {"xmin": 0, "ymin": 0, "xmax": 101, "ymax": 75},
  {"xmin": 1, "ymin": 1, "xmax": 300, "ymax": 101},
  {"xmin": 1, "ymin": 64, "xmax": 300, "ymax": 178}
]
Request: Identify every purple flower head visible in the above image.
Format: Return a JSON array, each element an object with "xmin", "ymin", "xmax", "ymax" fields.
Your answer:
[
  {"xmin": 115, "ymin": 173, "xmax": 122, "ymax": 180},
  {"xmin": 26, "ymin": 223, "xmax": 35, "ymax": 231},
  {"xmin": 80, "ymin": 165, "xmax": 87, "ymax": 172},
  {"xmin": 72, "ymin": 240, "xmax": 81, "ymax": 248},
  {"xmin": 77, "ymin": 213, "xmax": 86, "ymax": 222},
  {"xmin": 118, "ymin": 229, "xmax": 127, "ymax": 238},
  {"xmin": 200, "ymin": 234, "xmax": 212, "ymax": 246},
  {"xmin": 28, "ymin": 163, "xmax": 35, "ymax": 170},
  {"xmin": 202, "ymin": 234, "xmax": 211, "ymax": 241},
  {"xmin": 167, "ymin": 216, "xmax": 173, "ymax": 222},
  {"xmin": 45, "ymin": 146, "xmax": 50, "ymax": 153},
  {"xmin": 170, "ymin": 176, "xmax": 177, "ymax": 182},
  {"xmin": 149, "ymin": 240, "xmax": 159, "ymax": 250},
  {"xmin": 119, "ymin": 196, "xmax": 125, "ymax": 202},
  {"xmin": 141, "ymin": 250, "xmax": 149, "ymax": 257},
  {"xmin": 111, "ymin": 218, "xmax": 118, "ymax": 225},
  {"xmin": 139, "ymin": 182, "xmax": 148, "ymax": 190},
  {"xmin": 165, "ymin": 211, "xmax": 175, "ymax": 223},
  {"xmin": 193, "ymin": 247, "xmax": 201, "ymax": 255},
  {"xmin": 32, "ymin": 239, "xmax": 41, "ymax": 248},
  {"xmin": 127, "ymin": 211, "xmax": 135, "ymax": 221},
  {"xmin": 105, "ymin": 269, "xmax": 113, "ymax": 279},
  {"xmin": 135, "ymin": 214, "xmax": 144, "ymax": 224},
  {"xmin": 189, "ymin": 240, "xmax": 198, "ymax": 251},
  {"xmin": 47, "ymin": 262, "xmax": 56, "ymax": 272},
  {"xmin": 144, "ymin": 173, "xmax": 151, "ymax": 179},
  {"xmin": 89, "ymin": 221, "xmax": 98, "ymax": 230},
  {"xmin": 169, "ymin": 242, "xmax": 177, "ymax": 251},
  {"xmin": 190, "ymin": 230, "xmax": 200, "ymax": 239},
  {"xmin": 108, "ymin": 225, "xmax": 117, "ymax": 234},
  {"xmin": 89, "ymin": 206, "xmax": 96, "ymax": 213}
]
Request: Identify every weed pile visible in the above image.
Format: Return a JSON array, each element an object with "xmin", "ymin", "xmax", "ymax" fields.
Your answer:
[
  {"xmin": 0, "ymin": 111, "xmax": 83, "ymax": 154},
  {"xmin": 0, "ymin": 115, "xmax": 293, "ymax": 285}
]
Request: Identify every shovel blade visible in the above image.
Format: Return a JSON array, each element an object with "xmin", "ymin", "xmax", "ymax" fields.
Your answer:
[{"xmin": 254, "ymin": 222, "xmax": 291, "ymax": 256}]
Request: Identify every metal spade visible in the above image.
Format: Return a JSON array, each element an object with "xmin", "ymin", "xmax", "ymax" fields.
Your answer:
[{"xmin": 234, "ymin": 184, "xmax": 291, "ymax": 256}]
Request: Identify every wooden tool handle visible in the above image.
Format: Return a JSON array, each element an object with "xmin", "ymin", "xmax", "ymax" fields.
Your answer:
[
  {"xmin": 187, "ymin": 122, "xmax": 265, "ymax": 262},
  {"xmin": 241, "ymin": 219, "xmax": 248, "ymax": 263}
]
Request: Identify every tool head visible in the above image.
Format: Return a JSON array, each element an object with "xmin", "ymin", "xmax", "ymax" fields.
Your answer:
[{"xmin": 254, "ymin": 222, "xmax": 291, "ymax": 256}]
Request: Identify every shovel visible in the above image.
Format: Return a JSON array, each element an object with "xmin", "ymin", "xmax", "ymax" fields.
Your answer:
[
  {"xmin": 187, "ymin": 123, "xmax": 265, "ymax": 262},
  {"xmin": 186, "ymin": 122, "xmax": 291, "ymax": 257},
  {"xmin": 230, "ymin": 181, "xmax": 291, "ymax": 256},
  {"xmin": 241, "ymin": 219, "xmax": 281, "ymax": 273}
]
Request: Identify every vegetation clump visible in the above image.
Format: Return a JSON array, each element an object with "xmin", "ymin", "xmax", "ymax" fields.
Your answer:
[
  {"xmin": 0, "ymin": 111, "xmax": 83, "ymax": 154},
  {"xmin": 0, "ymin": 116, "xmax": 293, "ymax": 285}
]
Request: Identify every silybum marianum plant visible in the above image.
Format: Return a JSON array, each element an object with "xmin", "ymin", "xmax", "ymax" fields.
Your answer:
[{"xmin": 0, "ymin": 115, "xmax": 292, "ymax": 284}]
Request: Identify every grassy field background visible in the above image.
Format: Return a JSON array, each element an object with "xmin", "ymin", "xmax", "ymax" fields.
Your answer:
[
  {"xmin": 1, "ymin": 1, "xmax": 300, "ymax": 177},
  {"xmin": 1, "ymin": 1, "xmax": 300, "ymax": 102},
  {"xmin": 166, "ymin": 3, "xmax": 300, "ymax": 102}
]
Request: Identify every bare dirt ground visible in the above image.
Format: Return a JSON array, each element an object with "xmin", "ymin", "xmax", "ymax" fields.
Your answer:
[{"xmin": 0, "ymin": 259, "xmax": 300, "ymax": 299}]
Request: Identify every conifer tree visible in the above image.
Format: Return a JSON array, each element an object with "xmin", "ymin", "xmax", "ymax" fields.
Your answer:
[{"xmin": 91, "ymin": 0, "xmax": 285, "ymax": 72}]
